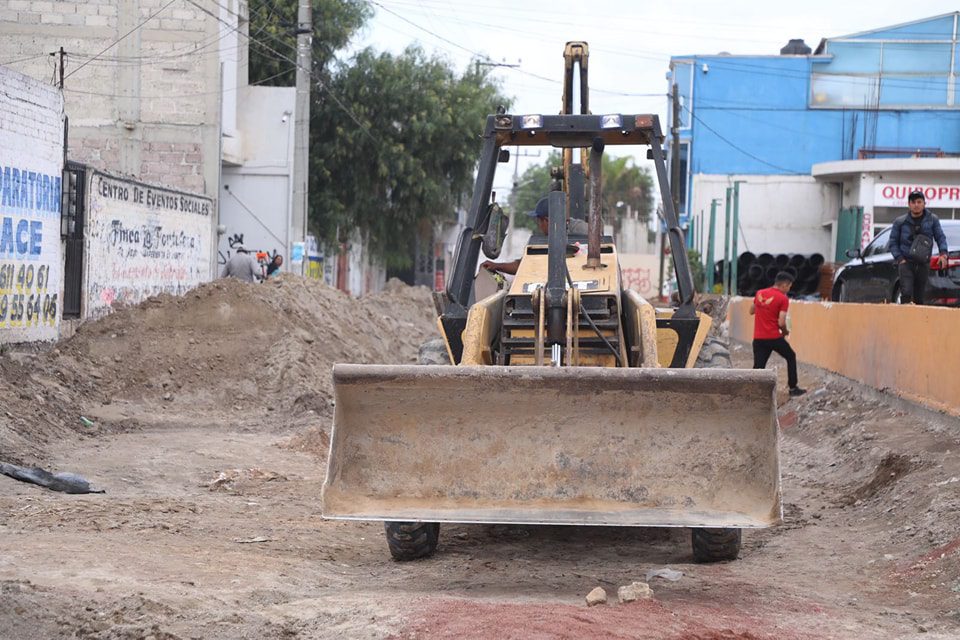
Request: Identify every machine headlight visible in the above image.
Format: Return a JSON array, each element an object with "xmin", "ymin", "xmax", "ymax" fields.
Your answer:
[
  {"xmin": 521, "ymin": 114, "xmax": 543, "ymax": 129},
  {"xmin": 600, "ymin": 114, "xmax": 622, "ymax": 129}
]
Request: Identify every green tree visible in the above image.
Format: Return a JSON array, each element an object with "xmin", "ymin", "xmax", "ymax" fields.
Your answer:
[
  {"xmin": 310, "ymin": 47, "xmax": 511, "ymax": 268},
  {"xmin": 247, "ymin": 0, "xmax": 370, "ymax": 86},
  {"xmin": 508, "ymin": 151, "xmax": 560, "ymax": 230},
  {"xmin": 247, "ymin": 3, "xmax": 511, "ymax": 269},
  {"xmin": 506, "ymin": 152, "xmax": 655, "ymax": 231},
  {"xmin": 601, "ymin": 154, "xmax": 654, "ymax": 224}
]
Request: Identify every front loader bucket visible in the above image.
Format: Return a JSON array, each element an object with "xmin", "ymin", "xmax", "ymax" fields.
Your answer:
[{"xmin": 322, "ymin": 364, "xmax": 781, "ymax": 528}]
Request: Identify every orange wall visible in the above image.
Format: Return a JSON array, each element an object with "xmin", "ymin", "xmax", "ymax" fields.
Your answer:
[{"xmin": 729, "ymin": 298, "xmax": 960, "ymax": 416}]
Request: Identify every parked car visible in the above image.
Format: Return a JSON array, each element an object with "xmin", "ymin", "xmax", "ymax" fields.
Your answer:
[{"xmin": 832, "ymin": 220, "xmax": 960, "ymax": 305}]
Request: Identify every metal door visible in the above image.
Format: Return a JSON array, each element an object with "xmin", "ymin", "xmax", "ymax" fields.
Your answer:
[{"xmin": 61, "ymin": 163, "xmax": 86, "ymax": 318}]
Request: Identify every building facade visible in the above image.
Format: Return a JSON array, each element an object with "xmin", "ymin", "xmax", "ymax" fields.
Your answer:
[
  {"xmin": 0, "ymin": 65, "xmax": 64, "ymax": 344},
  {"xmin": 669, "ymin": 12, "xmax": 960, "ymax": 263}
]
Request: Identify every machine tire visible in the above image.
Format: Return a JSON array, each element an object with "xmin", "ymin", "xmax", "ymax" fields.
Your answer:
[
  {"xmin": 384, "ymin": 521, "xmax": 440, "ymax": 561},
  {"xmin": 692, "ymin": 337, "xmax": 742, "ymax": 562},
  {"xmin": 694, "ymin": 336, "xmax": 733, "ymax": 369},
  {"xmin": 691, "ymin": 527, "xmax": 742, "ymax": 563},
  {"xmin": 379, "ymin": 338, "xmax": 447, "ymax": 561},
  {"xmin": 418, "ymin": 338, "xmax": 451, "ymax": 365}
]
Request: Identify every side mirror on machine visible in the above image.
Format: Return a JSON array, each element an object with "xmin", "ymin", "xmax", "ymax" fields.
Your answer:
[
  {"xmin": 481, "ymin": 203, "xmax": 508, "ymax": 259},
  {"xmin": 845, "ymin": 248, "xmax": 862, "ymax": 259},
  {"xmin": 498, "ymin": 149, "xmax": 510, "ymax": 163}
]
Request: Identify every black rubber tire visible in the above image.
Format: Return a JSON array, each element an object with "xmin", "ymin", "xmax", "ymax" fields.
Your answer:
[
  {"xmin": 694, "ymin": 336, "xmax": 733, "ymax": 369},
  {"xmin": 691, "ymin": 527, "xmax": 742, "ymax": 563},
  {"xmin": 379, "ymin": 338, "xmax": 447, "ymax": 561},
  {"xmin": 384, "ymin": 521, "xmax": 440, "ymax": 561},
  {"xmin": 418, "ymin": 338, "xmax": 450, "ymax": 365},
  {"xmin": 692, "ymin": 337, "xmax": 742, "ymax": 562},
  {"xmin": 831, "ymin": 280, "xmax": 847, "ymax": 302}
]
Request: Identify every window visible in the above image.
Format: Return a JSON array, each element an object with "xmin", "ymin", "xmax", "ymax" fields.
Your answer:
[
  {"xmin": 811, "ymin": 34, "xmax": 960, "ymax": 109},
  {"xmin": 863, "ymin": 227, "xmax": 891, "ymax": 257}
]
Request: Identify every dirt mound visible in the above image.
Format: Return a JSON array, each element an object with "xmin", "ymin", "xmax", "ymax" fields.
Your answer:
[
  {"xmin": 0, "ymin": 275, "xmax": 439, "ymax": 463},
  {"xmin": 0, "ymin": 356, "xmax": 86, "ymax": 465},
  {"xmin": 841, "ymin": 452, "xmax": 915, "ymax": 506}
]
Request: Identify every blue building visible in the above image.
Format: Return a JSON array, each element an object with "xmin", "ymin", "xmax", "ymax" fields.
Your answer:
[{"xmin": 669, "ymin": 12, "xmax": 960, "ymax": 262}]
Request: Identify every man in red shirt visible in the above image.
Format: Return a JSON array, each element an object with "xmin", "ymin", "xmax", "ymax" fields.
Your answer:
[{"xmin": 750, "ymin": 271, "xmax": 806, "ymax": 397}]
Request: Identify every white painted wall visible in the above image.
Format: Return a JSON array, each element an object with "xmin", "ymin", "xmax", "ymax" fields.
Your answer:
[
  {"xmin": 0, "ymin": 66, "xmax": 64, "ymax": 343},
  {"xmin": 84, "ymin": 171, "xmax": 212, "ymax": 319},
  {"xmin": 617, "ymin": 216, "xmax": 657, "ymax": 255},
  {"xmin": 218, "ymin": 86, "xmax": 295, "ymax": 270},
  {"xmin": 690, "ymin": 174, "xmax": 838, "ymax": 257},
  {"xmin": 345, "ymin": 228, "xmax": 385, "ymax": 297},
  {"xmin": 619, "ymin": 253, "xmax": 661, "ymax": 299}
]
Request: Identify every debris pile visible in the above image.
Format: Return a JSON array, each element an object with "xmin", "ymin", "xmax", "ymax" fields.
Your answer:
[{"xmin": 0, "ymin": 276, "xmax": 439, "ymax": 463}]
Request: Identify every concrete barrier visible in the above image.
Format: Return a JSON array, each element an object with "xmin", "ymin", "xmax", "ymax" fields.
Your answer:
[{"xmin": 729, "ymin": 298, "xmax": 960, "ymax": 416}]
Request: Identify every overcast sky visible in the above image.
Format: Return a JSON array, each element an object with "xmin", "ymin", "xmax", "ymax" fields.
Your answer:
[{"xmin": 346, "ymin": 0, "xmax": 957, "ymax": 193}]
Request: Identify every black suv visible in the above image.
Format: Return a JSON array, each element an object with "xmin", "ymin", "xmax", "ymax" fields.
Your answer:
[{"xmin": 832, "ymin": 220, "xmax": 960, "ymax": 305}]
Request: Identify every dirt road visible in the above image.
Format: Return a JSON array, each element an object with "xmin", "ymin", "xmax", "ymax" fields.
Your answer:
[{"xmin": 1, "ymin": 282, "xmax": 959, "ymax": 639}]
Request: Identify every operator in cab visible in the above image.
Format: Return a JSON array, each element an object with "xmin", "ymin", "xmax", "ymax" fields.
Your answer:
[{"xmin": 480, "ymin": 196, "xmax": 589, "ymax": 275}]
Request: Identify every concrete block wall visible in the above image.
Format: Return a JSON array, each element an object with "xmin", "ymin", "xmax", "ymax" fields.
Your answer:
[
  {"xmin": 0, "ymin": 0, "xmax": 222, "ymax": 203},
  {"xmin": 0, "ymin": 65, "xmax": 64, "ymax": 343},
  {"xmin": 728, "ymin": 298, "xmax": 960, "ymax": 416}
]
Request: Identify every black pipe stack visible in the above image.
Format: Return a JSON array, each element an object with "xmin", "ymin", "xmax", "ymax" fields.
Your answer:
[{"xmin": 709, "ymin": 252, "xmax": 826, "ymax": 298}]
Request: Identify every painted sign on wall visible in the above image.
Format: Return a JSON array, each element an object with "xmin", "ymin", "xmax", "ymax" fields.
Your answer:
[
  {"xmin": 85, "ymin": 171, "xmax": 212, "ymax": 318},
  {"xmin": 0, "ymin": 165, "xmax": 63, "ymax": 340},
  {"xmin": 0, "ymin": 67, "xmax": 64, "ymax": 343},
  {"xmin": 875, "ymin": 183, "xmax": 960, "ymax": 208}
]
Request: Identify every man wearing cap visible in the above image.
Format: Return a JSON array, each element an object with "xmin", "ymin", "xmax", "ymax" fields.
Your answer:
[
  {"xmin": 480, "ymin": 196, "xmax": 590, "ymax": 275},
  {"xmin": 221, "ymin": 244, "xmax": 264, "ymax": 282},
  {"xmin": 888, "ymin": 190, "xmax": 948, "ymax": 304}
]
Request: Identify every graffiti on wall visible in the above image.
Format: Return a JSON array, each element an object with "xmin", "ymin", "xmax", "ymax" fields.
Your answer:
[
  {"xmin": 86, "ymin": 172, "xmax": 212, "ymax": 318},
  {"xmin": 618, "ymin": 253, "xmax": 660, "ymax": 299},
  {"xmin": 0, "ymin": 164, "xmax": 62, "ymax": 340}
]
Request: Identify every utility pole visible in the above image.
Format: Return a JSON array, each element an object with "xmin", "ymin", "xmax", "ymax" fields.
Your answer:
[
  {"xmin": 292, "ymin": 0, "xmax": 313, "ymax": 274},
  {"xmin": 723, "ymin": 187, "xmax": 732, "ymax": 294},
  {"xmin": 731, "ymin": 180, "xmax": 744, "ymax": 296},
  {"xmin": 57, "ymin": 47, "xmax": 65, "ymax": 88},
  {"xmin": 660, "ymin": 82, "xmax": 681, "ymax": 301},
  {"xmin": 476, "ymin": 59, "xmax": 520, "ymax": 75},
  {"xmin": 706, "ymin": 198, "xmax": 718, "ymax": 292}
]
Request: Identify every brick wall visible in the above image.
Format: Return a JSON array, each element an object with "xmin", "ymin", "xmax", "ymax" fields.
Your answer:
[{"xmin": 0, "ymin": 0, "xmax": 223, "ymax": 199}]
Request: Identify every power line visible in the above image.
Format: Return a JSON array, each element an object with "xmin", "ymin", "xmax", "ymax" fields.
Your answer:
[
  {"xmin": 372, "ymin": 2, "xmax": 960, "ymax": 97},
  {"xmin": 186, "ymin": 0, "xmax": 378, "ymax": 145},
  {"xmin": 63, "ymin": 68, "xmax": 290, "ymax": 99},
  {"xmin": 681, "ymin": 103, "xmax": 801, "ymax": 174},
  {"xmin": 0, "ymin": 53, "xmax": 49, "ymax": 66},
  {"xmin": 368, "ymin": 0, "xmax": 660, "ymax": 97},
  {"xmin": 63, "ymin": 0, "xmax": 178, "ymax": 81},
  {"xmin": 64, "ymin": 6, "xmax": 276, "ymax": 71}
]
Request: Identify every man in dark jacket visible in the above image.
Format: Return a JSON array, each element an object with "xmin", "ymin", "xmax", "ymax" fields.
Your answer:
[{"xmin": 887, "ymin": 191, "xmax": 949, "ymax": 304}]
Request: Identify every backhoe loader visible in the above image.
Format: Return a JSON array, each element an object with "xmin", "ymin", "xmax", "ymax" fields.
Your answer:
[{"xmin": 322, "ymin": 42, "xmax": 781, "ymax": 563}]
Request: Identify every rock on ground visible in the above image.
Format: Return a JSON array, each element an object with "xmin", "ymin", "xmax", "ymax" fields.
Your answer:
[
  {"xmin": 618, "ymin": 582, "xmax": 653, "ymax": 603},
  {"xmin": 585, "ymin": 586, "xmax": 607, "ymax": 606}
]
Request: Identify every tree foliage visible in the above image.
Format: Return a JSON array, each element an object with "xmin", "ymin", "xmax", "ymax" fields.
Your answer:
[
  {"xmin": 310, "ymin": 47, "xmax": 510, "ymax": 268},
  {"xmin": 247, "ymin": 3, "xmax": 510, "ymax": 268},
  {"xmin": 247, "ymin": 0, "xmax": 370, "ymax": 86},
  {"xmin": 508, "ymin": 151, "xmax": 560, "ymax": 230},
  {"xmin": 507, "ymin": 152, "xmax": 656, "ymax": 231}
]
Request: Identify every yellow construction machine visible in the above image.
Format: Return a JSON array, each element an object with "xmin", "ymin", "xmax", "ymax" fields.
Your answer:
[{"xmin": 322, "ymin": 43, "xmax": 781, "ymax": 562}]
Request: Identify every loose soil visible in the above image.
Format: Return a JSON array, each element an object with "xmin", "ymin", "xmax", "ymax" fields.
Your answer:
[{"xmin": 1, "ymin": 282, "xmax": 958, "ymax": 639}]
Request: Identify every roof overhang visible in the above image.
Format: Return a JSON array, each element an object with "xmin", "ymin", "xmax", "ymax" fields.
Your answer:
[{"xmin": 812, "ymin": 157, "xmax": 960, "ymax": 180}]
